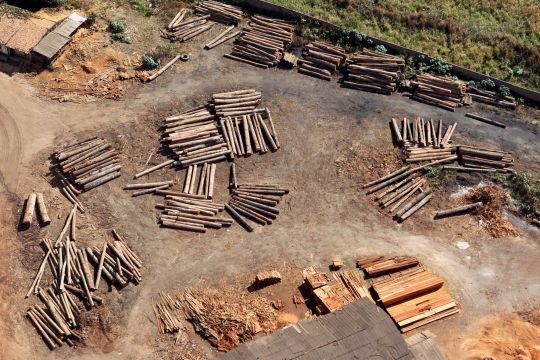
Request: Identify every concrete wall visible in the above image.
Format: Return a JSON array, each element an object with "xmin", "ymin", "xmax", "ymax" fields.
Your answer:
[{"xmin": 243, "ymin": 0, "xmax": 540, "ymax": 105}]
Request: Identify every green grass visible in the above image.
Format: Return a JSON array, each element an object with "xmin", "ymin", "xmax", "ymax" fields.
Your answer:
[
  {"xmin": 490, "ymin": 171, "xmax": 540, "ymax": 214},
  {"xmin": 269, "ymin": 0, "xmax": 540, "ymax": 91}
]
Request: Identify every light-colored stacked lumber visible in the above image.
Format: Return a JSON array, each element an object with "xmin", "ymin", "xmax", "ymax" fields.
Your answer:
[
  {"xmin": 153, "ymin": 292, "xmax": 184, "ymax": 335},
  {"xmin": 356, "ymin": 256, "xmax": 419, "ymax": 277},
  {"xmin": 161, "ymin": 105, "xmax": 230, "ymax": 167},
  {"xmin": 156, "ymin": 191, "xmax": 232, "ymax": 233},
  {"xmin": 227, "ymin": 183, "xmax": 288, "ymax": 231},
  {"xmin": 194, "ymin": 0, "xmax": 242, "ymax": 24},
  {"xmin": 161, "ymin": 14, "xmax": 214, "ymax": 42},
  {"xmin": 181, "ymin": 163, "xmax": 216, "ymax": 199},
  {"xmin": 21, "ymin": 193, "xmax": 50, "ymax": 229},
  {"xmin": 298, "ymin": 41, "xmax": 346, "ymax": 81},
  {"xmin": 342, "ymin": 49, "xmax": 404, "ymax": 94},
  {"xmin": 54, "ymin": 137, "xmax": 121, "ymax": 192},
  {"xmin": 457, "ymin": 145, "xmax": 514, "ymax": 172},
  {"xmin": 469, "ymin": 87, "xmax": 516, "ymax": 109},
  {"xmin": 226, "ymin": 16, "xmax": 294, "ymax": 68},
  {"xmin": 411, "ymin": 74, "xmax": 470, "ymax": 111}
]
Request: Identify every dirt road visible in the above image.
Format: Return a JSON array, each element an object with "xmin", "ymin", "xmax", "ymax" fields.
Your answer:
[{"xmin": 0, "ymin": 43, "xmax": 539, "ymax": 360}]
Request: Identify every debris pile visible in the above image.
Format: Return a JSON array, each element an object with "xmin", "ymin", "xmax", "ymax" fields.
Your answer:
[
  {"xmin": 298, "ymin": 41, "xmax": 346, "ymax": 81},
  {"xmin": 195, "ymin": 0, "xmax": 242, "ymax": 24},
  {"xmin": 469, "ymin": 87, "xmax": 516, "ymax": 109},
  {"xmin": 226, "ymin": 16, "xmax": 294, "ymax": 68},
  {"xmin": 21, "ymin": 193, "xmax": 50, "ymax": 229},
  {"xmin": 54, "ymin": 137, "xmax": 122, "ymax": 192},
  {"xmin": 161, "ymin": 13, "xmax": 214, "ymax": 42},
  {"xmin": 342, "ymin": 49, "xmax": 404, "ymax": 94},
  {"xmin": 411, "ymin": 73, "xmax": 470, "ymax": 111},
  {"xmin": 357, "ymin": 256, "xmax": 459, "ymax": 332},
  {"xmin": 153, "ymin": 292, "xmax": 184, "ymax": 335}
]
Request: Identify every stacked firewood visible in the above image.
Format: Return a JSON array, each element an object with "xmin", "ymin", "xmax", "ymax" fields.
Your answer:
[
  {"xmin": 194, "ymin": 0, "xmax": 242, "ymax": 24},
  {"xmin": 54, "ymin": 137, "xmax": 121, "ymax": 192},
  {"xmin": 161, "ymin": 13, "xmax": 214, "ymax": 42},
  {"xmin": 161, "ymin": 105, "xmax": 230, "ymax": 167},
  {"xmin": 298, "ymin": 41, "xmax": 346, "ymax": 81},
  {"xmin": 342, "ymin": 49, "xmax": 404, "ymax": 94},
  {"xmin": 26, "ymin": 222, "xmax": 142, "ymax": 349},
  {"xmin": 456, "ymin": 146, "xmax": 514, "ymax": 172},
  {"xmin": 21, "ymin": 193, "xmax": 51, "ymax": 229},
  {"xmin": 357, "ymin": 256, "xmax": 458, "ymax": 332},
  {"xmin": 411, "ymin": 73, "xmax": 470, "ymax": 111},
  {"xmin": 225, "ymin": 183, "xmax": 289, "ymax": 232},
  {"xmin": 156, "ymin": 190, "xmax": 232, "ymax": 233},
  {"xmin": 182, "ymin": 163, "xmax": 217, "ymax": 199},
  {"xmin": 469, "ymin": 87, "xmax": 516, "ymax": 109},
  {"xmin": 226, "ymin": 16, "xmax": 294, "ymax": 69}
]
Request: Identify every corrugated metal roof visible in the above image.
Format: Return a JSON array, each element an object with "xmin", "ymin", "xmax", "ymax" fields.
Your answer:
[
  {"xmin": 32, "ymin": 12, "xmax": 86, "ymax": 60},
  {"xmin": 406, "ymin": 331, "xmax": 448, "ymax": 360},
  {"xmin": 220, "ymin": 298, "xmax": 414, "ymax": 360}
]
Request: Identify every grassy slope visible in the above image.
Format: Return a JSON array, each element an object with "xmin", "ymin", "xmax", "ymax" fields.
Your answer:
[{"xmin": 269, "ymin": 0, "xmax": 540, "ymax": 91}]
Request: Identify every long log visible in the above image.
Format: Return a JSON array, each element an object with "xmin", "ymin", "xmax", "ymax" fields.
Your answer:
[
  {"xmin": 134, "ymin": 160, "xmax": 174, "ymax": 179},
  {"xmin": 398, "ymin": 193, "xmax": 433, "ymax": 221},
  {"xmin": 434, "ymin": 202, "xmax": 483, "ymax": 219},
  {"xmin": 22, "ymin": 193, "xmax": 37, "ymax": 228},
  {"xmin": 465, "ymin": 113, "xmax": 506, "ymax": 128}
]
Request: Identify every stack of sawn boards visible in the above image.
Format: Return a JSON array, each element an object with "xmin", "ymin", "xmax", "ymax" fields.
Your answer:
[
  {"xmin": 54, "ymin": 137, "xmax": 121, "ymax": 192},
  {"xmin": 226, "ymin": 15, "xmax": 294, "ymax": 68},
  {"xmin": 411, "ymin": 73, "xmax": 471, "ymax": 111},
  {"xmin": 342, "ymin": 49, "xmax": 404, "ymax": 94},
  {"xmin": 298, "ymin": 41, "xmax": 346, "ymax": 81},
  {"xmin": 357, "ymin": 256, "xmax": 459, "ymax": 332},
  {"xmin": 469, "ymin": 87, "xmax": 516, "ymax": 109},
  {"xmin": 194, "ymin": 0, "xmax": 242, "ymax": 24}
]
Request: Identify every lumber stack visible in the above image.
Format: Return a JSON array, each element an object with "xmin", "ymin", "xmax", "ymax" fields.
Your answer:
[
  {"xmin": 161, "ymin": 14, "xmax": 214, "ymax": 42},
  {"xmin": 161, "ymin": 105, "xmax": 230, "ymax": 167},
  {"xmin": 457, "ymin": 145, "xmax": 514, "ymax": 172},
  {"xmin": 181, "ymin": 163, "xmax": 217, "ymax": 199},
  {"xmin": 21, "ymin": 193, "xmax": 50, "ymax": 229},
  {"xmin": 357, "ymin": 257, "xmax": 458, "ymax": 332},
  {"xmin": 469, "ymin": 87, "xmax": 516, "ymax": 109},
  {"xmin": 298, "ymin": 41, "xmax": 346, "ymax": 81},
  {"xmin": 226, "ymin": 183, "xmax": 288, "ymax": 231},
  {"xmin": 156, "ymin": 191, "xmax": 232, "ymax": 233},
  {"xmin": 411, "ymin": 74, "xmax": 470, "ymax": 111},
  {"xmin": 226, "ymin": 16, "xmax": 294, "ymax": 69},
  {"xmin": 342, "ymin": 49, "xmax": 404, "ymax": 94},
  {"xmin": 194, "ymin": 0, "xmax": 242, "ymax": 24},
  {"xmin": 54, "ymin": 137, "xmax": 121, "ymax": 192}
]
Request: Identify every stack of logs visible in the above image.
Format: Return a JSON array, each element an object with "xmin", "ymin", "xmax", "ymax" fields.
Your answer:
[
  {"xmin": 390, "ymin": 117, "xmax": 458, "ymax": 162},
  {"xmin": 161, "ymin": 13, "xmax": 214, "ymax": 42},
  {"xmin": 455, "ymin": 146, "xmax": 514, "ymax": 173},
  {"xmin": 161, "ymin": 105, "xmax": 230, "ymax": 167},
  {"xmin": 156, "ymin": 190, "xmax": 232, "ymax": 233},
  {"xmin": 211, "ymin": 89, "xmax": 262, "ymax": 118},
  {"xmin": 357, "ymin": 256, "xmax": 459, "ymax": 332},
  {"xmin": 21, "ymin": 193, "xmax": 51, "ymax": 229},
  {"xmin": 342, "ymin": 49, "xmax": 404, "ymax": 94},
  {"xmin": 195, "ymin": 0, "xmax": 242, "ymax": 24},
  {"xmin": 225, "ymin": 183, "xmax": 288, "ymax": 232},
  {"xmin": 226, "ymin": 16, "xmax": 294, "ymax": 69},
  {"xmin": 411, "ymin": 74, "xmax": 471, "ymax": 111},
  {"xmin": 182, "ymin": 163, "xmax": 217, "ymax": 199},
  {"xmin": 298, "ymin": 41, "xmax": 346, "ymax": 81},
  {"xmin": 469, "ymin": 87, "xmax": 516, "ymax": 109},
  {"xmin": 26, "ymin": 225, "xmax": 142, "ymax": 350},
  {"xmin": 54, "ymin": 137, "xmax": 122, "ymax": 192}
]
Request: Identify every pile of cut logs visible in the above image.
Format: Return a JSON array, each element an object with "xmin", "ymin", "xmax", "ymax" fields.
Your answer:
[
  {"xmin": 211, "ymin": 89, "xmax": 262, "ymax": 117},
  {"xmin": 469, "ymin": 87, "xmax": 516, "ymax": 109},
  {"xmin": 456, "ymin": 146, "xmax": 514, "ymax": 172},
  {"xmin": 26, "ymin": 222, "xmax": 142, "ymax": 349},
  {"xmin": 182, "ymin": 163, "xmax": 217, "ymax": 199},
  {"xmin": 411, "ymin": 74, "xmax": 470, "ymax": 111},
  {"xmin": 357, "ymin": 256, "xmax": 458, "ymax": 332},
  {"xmin": 195, "ymin": 0, "xmax": 242, "ymax": 24},
  {"xmin": 342, "ymin": 49, "xmax": 404, "ymax": 94},
  {"xmin": 21, "ymin": 193, "xmax": 50, "ymax": 229},
  {"xmin": 124, "ymin": 180, "xmax": 173, "ymax": 197},
  {"xmin": 226, "ymin": 16, "xmax": 295, "ymax": 69},
  {"xmin": 161, "ymin": 12, "xmax": 214, "ymax": 42},
  {"xmin": 225, "ymin": 183, "xmax": 289, "ymax": 232},
  {"xmin": 156, "ymin": 190, "xmax": 231, "ymax": 233},
  {"xmin": 298, "ymin": 41, "xmax": 346, "ymax": 81},
  {"xmin": 54, "ymin": 137, "xmax": 121, "ymax": 192}
]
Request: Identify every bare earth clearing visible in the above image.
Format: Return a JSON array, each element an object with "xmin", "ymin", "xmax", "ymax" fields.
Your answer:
[{"xmin": 0, "ymin": 40, "xmax": 539, "ymax": 360}]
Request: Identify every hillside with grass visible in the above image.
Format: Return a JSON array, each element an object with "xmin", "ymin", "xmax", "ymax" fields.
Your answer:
[{"xmin": 269, "ymin": 0, "xmax": 540, "ymax": 91}]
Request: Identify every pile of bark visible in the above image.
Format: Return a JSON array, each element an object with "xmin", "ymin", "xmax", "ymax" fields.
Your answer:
[
  {"xmin": 26, "ymin": 222, "xmax": 142, "ymax": 350},
  {"xmin": 156, "ymin": 190, "xmax": 232, "ymax": 233},
  {"xmin": 298, "ymin": 41, "xmax": 346, "ymax": 81},
  {"xmin": 357, "ymin": 256, "xmax": 458, "ymax": 332},
  {"xmin": 469, "ymin": 87, "xmax": 516, "ymax": 109},
  {"xmin": 160, "ymin": 13, "xmax": 214, "ymax": 42},
  {"xmin": 21, "ymin": 193, "xmax": 51, "ymax": 229},
  {"xmin": 195, "ymin": 0, "xmax": 242, "ymax": 24},
  {"xmin": 153, "ymin": 292, "xmax": 184, "ymax": 335},
  {"xmin": 411, "ymin": 73, "xmax": 471, "ymax": 111},
  {"xmin": 342, "ymin": 49, "xmax": 404, "ymax": 94},
  {"xmin": 456, "ymin": 145, "xmax": 514, "ymax": 172},
  {"xmin": 225, "ymin": 183, "xmax": 289, "ymax": 232},
  {"xmin": 226, "ymin": 16, "xmax": 294, "ymax": 69},
  {"xmin": 54, "ymin": 137, "xmax": 121, "ymax": 192}
]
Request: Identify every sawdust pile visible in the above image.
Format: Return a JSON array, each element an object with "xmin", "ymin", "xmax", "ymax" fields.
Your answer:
[
  {"xmin": 335, "ymin": 140, "xmax": 402, "ymax": 180},
  {"xmin": 180, "ymin": 284, "xmax": 279, "ymax": 351},
  {"xmin": 465, "ymin": 184, "xmax": 518, "ymax": 238},
  {"xmin": 462, "ymin": 311, "xmax": 540, "ymax": 360}
]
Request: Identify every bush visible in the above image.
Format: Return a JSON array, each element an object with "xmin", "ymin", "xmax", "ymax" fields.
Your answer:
[
  {"xmin": 500, "ymin": 171, "xmax": 540, "ymax": 214},
  {"xmin": 374, "ymin": 44, "xmax": 387, "ymax": 53},
  {"xmin": 497, "ymin": 85, "xmax": 511, "ymax": 97},
  {"xmin": 131, "ymin": 0, "xmax": 152, "ymax": 17},
  {"xmin": 108, "ymin": 20, "xmax": 126, "ymax": 34},
  {"xmin": 479, "ymin": 79, "xmax": 496, "ymax": 89},
  {"xmin": 111, "ymin": 34, "xmax": 132, "ymax": 44},
  {"xmin": 86, "ymin": 11, "xmax": 98, "ymax": 25},
  {"xmin": 142, "ymin": 54, "xmax": 160, "ymax": 69}
]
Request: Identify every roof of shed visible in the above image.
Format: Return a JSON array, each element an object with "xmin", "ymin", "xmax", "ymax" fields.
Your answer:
[
  {"xmin": 219, "ymin": 298, "xmax": 414, "ymax": 360},
  {"xmin": 33, "ymin": 12, "xmax": 86, "ymax": 60},
  {"xmin": 0, "ymin": 14, "xmax": 52, "ymax": 53}
]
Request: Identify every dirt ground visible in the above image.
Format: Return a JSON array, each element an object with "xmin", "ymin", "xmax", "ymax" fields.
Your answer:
[{"xmin": 1, "ymin": 22, "xmax": 540, "ymax": 360}]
